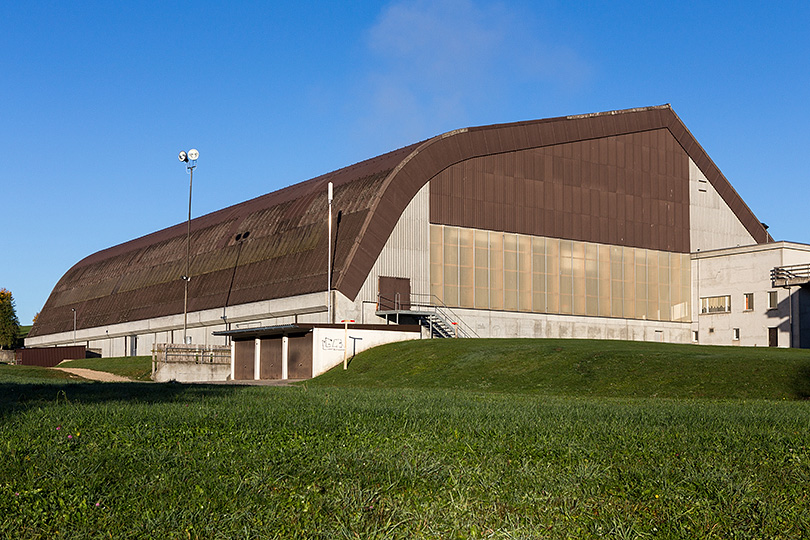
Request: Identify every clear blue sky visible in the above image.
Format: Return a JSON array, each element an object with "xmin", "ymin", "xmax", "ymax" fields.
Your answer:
[{"xmin": 3, "ymin": 1, "xmax": 809, "ymax": 326}]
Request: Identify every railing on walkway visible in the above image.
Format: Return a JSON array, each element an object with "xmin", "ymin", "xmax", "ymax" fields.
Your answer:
[
  {"xmin": 152, "ymin": 344, "xmax": 231, "ymax": 376},
  {"xmin": 375, "ymin": 292, "xmax": 479, "ymax": 338},
  {"xmin": 771, "ymin": 264, "xmax": 810, "ymax": 288}
]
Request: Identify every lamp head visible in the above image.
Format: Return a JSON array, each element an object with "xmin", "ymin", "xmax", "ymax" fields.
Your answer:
[
  {"xmin": 188, "ymin": 149, "xmax": 199, "ymax": 161},
  {"xmin": 178, "ymin": 151, "xmax": 188, "ymax": 162}
]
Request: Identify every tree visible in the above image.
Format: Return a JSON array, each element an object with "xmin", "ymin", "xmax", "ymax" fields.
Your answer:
[{"xmin": 0, "ymin": 288, "xmax": 20, "ymax": 349}]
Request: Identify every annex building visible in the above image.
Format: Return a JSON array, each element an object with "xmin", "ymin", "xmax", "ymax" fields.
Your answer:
[{"xmin": 26, "ymin": 105, "xmax": 810, "ymax": 379}]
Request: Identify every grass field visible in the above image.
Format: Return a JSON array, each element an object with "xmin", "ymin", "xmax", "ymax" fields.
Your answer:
[{"xmin": 2, "ymin": 339, "xmax": 810, "ymax": 538}]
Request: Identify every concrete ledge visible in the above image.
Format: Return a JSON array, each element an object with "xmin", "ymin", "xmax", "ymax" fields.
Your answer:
[{"xmin": 153, "ymin": 362, "xmax": 230, "ymax": 383}]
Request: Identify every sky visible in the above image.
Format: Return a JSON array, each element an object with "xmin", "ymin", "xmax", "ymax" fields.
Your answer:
[{"xmin": 2, "ymin": 1, "xmax": 809, "ymax": 326}]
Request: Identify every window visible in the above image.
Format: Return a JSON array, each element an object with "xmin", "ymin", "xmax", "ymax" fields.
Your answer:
[
  {"xmin": 744, "ymin": 293, "xmax": 754, "ymax": 311},
  {"xmin": 733, "ymin": 328, "xmax": 740, "ymax": 341},
  {"xmin": 700, "ymin": 295, "xmax": 731, "ymax": 314},
  {"xmin": 693, "ymin": 330, "xmax": 699, "ymax": 342},
  {"xmin": 768, "ymin": 291, "xmax": 778, "ymax": 310}
]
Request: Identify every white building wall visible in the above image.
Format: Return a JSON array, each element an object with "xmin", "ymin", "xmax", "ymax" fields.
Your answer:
[
  {"xmin": 311, "ymin": 327, "xmax": 421, "ymax": 377},
  {"xmin": 689, "ymin": 158, "xmax": 755, "ymax": 252},
  {"xmin": 691, "ymin": 242, "xmax": 810, "ymax": 347}
]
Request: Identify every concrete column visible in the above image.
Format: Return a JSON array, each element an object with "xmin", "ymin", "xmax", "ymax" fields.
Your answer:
[
  {"xmin": 282, "ymin": 335, "xmax": 289, "ymax": 380},
  {"xmin": 230, "ymin": 340, "xmax": 236, "ymax": 381},
  {"xmin": 254, "ymin": 338, "xmax": 261, "ymax": 380}
]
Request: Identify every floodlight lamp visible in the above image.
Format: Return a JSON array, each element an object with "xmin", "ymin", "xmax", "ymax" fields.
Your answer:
[
  {"xmin": 179, "ymin": 151, "xmax": 188, "ymax": 162},
  {"xmin": 188, "ymin": 149, "xmax": 199, "ymax": 161}
]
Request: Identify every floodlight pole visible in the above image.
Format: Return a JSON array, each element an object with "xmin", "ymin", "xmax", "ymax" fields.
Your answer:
[
  {"xmin": 184, "ymin": 164, "xmax": 193, "ymax": 344},
  {"xmin": 71, "ymin": 308, "xmax": 76, "ymax": 346},
  {"xmin": 179, "ymin": 150, "xmax": 199, "ymax": 345},
  {"xmin": 327, "ymin": 181, "xmax": 333, "ymax": 324}
]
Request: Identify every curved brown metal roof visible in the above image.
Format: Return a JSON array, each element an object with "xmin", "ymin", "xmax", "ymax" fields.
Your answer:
[{"xmin": 30, "ymin": 105, "xmax": 770, "ymax": 337}]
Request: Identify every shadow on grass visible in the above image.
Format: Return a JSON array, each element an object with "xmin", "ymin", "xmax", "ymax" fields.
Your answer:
[
  {"xmin": 793, "ymin": 364, "xmax": 810, "ymax": 400},
  {"xmin": 0, "ymin": 381, "xmax": 242, "ymax": 419}
]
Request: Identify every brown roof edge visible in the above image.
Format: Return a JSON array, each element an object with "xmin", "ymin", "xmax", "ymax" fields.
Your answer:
[
  {"xmin": 663, "ymin": 108, "xmax": 772, "ymax": 244},
  {"xmin": 335, "ymin": 105, "xmax": 772, "ymax": 300}
]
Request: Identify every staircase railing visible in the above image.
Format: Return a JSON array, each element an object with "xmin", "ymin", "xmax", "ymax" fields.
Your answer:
[{"xmin": 375, "ymin": 292, "xmax": 478, "ymax": 338}]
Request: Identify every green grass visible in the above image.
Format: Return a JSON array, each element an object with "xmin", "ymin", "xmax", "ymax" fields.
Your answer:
[
  {"xmin": 0, "ymin": 364, "xmax": 81, "ymax": 383},
  {"xmin": 312, "ymin": 338, "xmax": 810, "ymax": 400},
  {"xmin": 58, "ymin": 355, "xmax": 152, "ymax": 381},
  {"xmin": 2, "ymin": 339, "xmax": 810, "ymax": 538}
]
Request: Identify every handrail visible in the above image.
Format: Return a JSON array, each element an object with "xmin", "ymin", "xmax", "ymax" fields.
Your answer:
[
  {"xmin": 409, "ymin": 293, "xmax": 479, "ymax": 338},
  {"xmin": 375, "ymin": 292, "xmax": 479, "ymax": 338},
  {"xmin": 772, "ymin": 264, "xmax": 810, "ymax": 279},
  {"xmin": 771, "ymin": 264, "xmax": 810, "ymax": 287}
]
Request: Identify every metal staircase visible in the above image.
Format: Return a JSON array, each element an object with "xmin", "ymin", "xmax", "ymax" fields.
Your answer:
[{"xmin": 375, "ymin": 293, "xmax": 478, "ymax": 338}]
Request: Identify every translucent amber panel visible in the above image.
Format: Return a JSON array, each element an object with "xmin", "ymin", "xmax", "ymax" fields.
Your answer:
[
  {"xmin": 518, "ymin": 237, "xmax": 532, "ymax": 311},
  {"xmin": 489, "ymin": 233, "xmax": 503, "ymax": 310},
  {"xmin": 427, "ymin": 224, "xmax": 692, "ymax": 324}
]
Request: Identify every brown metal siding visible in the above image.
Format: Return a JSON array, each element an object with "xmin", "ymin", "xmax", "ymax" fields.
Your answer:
[
  {"xmin": 259, "ymin": 338, "xmax": 283, "ymax": 380},
  {"xmin": 429, "ymin": 130, "xmax": 689, "ymax": 253},
  {"xmin": 233, "ymin": 340, "xmax": 254, "ymax": 380},
  {"xmin": 287, "ymin": 335, "xmax": 312, "ymax": 379},
  {"xmin": 18, "ymin": 346, "xmax": 87, "ymax": 367}
]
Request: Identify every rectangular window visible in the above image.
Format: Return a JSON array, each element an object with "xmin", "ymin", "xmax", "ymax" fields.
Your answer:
[
  {"xmin": 700, "ymin": 295, "xmax": 731, "ymax": 314},
  {"xmin": 733, "ymin": 328, "xmax": 740, "ymax": 341},
  {"xmin": 768, "ymin": 291, "xmax": 778, "ymax": 310},
  {"xmin": 744, "ymin": 293, "xmax": 754, "ymax": 311},
  {"xmin": 692, "ymin": 330, "xmax": 699, "ymax": 343}
]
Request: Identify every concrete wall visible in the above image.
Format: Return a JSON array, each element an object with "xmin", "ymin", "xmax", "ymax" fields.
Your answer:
[
  {"xmin": 689, "ymin": 158, "xmax": 755, "ymax": 252},
  {"xmin": 450, "ymin": 307, "xmax": 691, "ymax": 343},
  {"xmin": 153, "ymin": 362, "xmax": 231, "ymax": 383},
  {"xmin": 691, "ymin": 242, "xmax": 810, "ymax": 347},
  {"xmin": 311, "ymin": 327, "xmax": 421, "ymax": 377}
]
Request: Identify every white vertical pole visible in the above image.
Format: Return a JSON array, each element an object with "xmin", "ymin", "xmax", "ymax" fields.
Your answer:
[
  {"xmin": 327, "ymin": 181, "xmax": 333, "ymax": 324},
  {"xmin": 230, "ymin": 340, "xmax": 236, "ymax": 381},
  {"xmin": 254, "ymin": 338, "xmax": 261, "ymax": 381},
  {"xmin": 281, "ymin": 335, "xmax": 289, "ymax": 380},
  {"xmin": 343, "ymin": 320, "xmax": 349, "ymax": 369}
]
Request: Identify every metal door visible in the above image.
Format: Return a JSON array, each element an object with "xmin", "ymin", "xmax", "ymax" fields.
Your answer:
[
  {"xmin": 233, "ymin": 340, "xmax": 255, "ymax": 380},
  {"xmin": 378, "ymin": 276, "xmax": 411, "ymax": 310},
  {"xmin": 287, "ymin": 334, "xmax": 313, "ymax": 379},
  {"xmin": 260, "ymin": 338, "xmax": 283, "ymax": 379}
]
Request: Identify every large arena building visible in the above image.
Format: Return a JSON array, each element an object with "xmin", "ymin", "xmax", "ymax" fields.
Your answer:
[{"xmin": 26, "ymin": 105, "xmax": 810, "ymax": 379}]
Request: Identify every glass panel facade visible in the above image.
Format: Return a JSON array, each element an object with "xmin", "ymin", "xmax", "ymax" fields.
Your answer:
[{"xmin": 430, "ymin": 224, "xmax": 692, "ymax": 322}]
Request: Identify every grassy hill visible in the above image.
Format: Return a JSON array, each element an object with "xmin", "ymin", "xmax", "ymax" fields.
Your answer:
[{"xmin": 311, "ymin": 338, "xmax": 810, "ymax": 400}]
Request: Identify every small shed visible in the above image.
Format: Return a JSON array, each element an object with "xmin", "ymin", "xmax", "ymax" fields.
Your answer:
[{"xmin": 215, "ymin": 323, "xmax": 421, "ymax": 381}]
